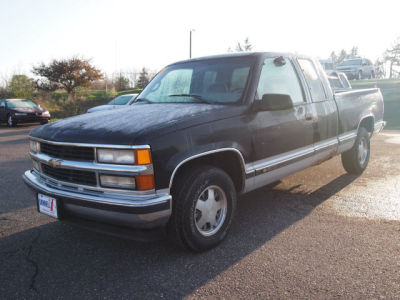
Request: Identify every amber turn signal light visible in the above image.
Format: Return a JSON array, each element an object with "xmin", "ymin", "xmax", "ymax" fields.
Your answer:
[
  {"xmin": 136, "ymin": 149, "xmax": 152, "ymax": 165},
  {"xmin": 136, "ymin": 175, "xmax": 155, "ymax": 190}
]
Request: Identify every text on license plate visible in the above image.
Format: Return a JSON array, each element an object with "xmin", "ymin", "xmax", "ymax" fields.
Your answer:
[{"xmin": 38, "ymin": 193, "xmax": 58, "ymax": 218}]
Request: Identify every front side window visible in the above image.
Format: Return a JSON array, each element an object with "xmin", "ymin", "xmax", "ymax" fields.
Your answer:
[
  {"xmin": 298, "ymin": 59, "xmax": 326, "ymax": 102},
  {"xmin": 138, "ymin": 57, "xmax": 254, "ymax": 104},
  {"xmin": 256, "ymin": 57, "xmax": 304, "ymax": 105}
]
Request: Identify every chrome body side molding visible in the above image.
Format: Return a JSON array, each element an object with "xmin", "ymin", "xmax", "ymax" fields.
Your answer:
[{"xmin": 337, "ymin": 130, "xmax": 357, "ymax": 154}]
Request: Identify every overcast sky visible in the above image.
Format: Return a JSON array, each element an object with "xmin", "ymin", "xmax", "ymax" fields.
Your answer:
[{"xmin": 0, "ymin": 0, "xmax": 399, "ymax": 78}]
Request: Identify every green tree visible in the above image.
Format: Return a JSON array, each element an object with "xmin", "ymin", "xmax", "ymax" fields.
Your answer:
[
  {"xmin": 114, "ymin": 74, "xmax": 130, "ymax": 91},
  {"xmin": 374, "ymin": 58, "xmax": 386, "ymax": 79},
  {"xmin": 135, "ymin": 68, "xmax": 150, "ymax": 89},
  {"xmin": 384, "ymin": 37, "xmax": 400, "ymax": 78},
  {"xmin": 349, "ymin": 46, "xmax": 359, "ymax": 59},
  {"xmin": 228, "ymin": 37, "xmax": 253, "ymax": 52},
  {"xmin": 6, "ymin": 74, "xmax": 36, "ymax": 98},
  {"xmin": 330, "ymin": 51, "xmax": 338, "ymax": 67},
  {"xmin": 337, "ymin": 49, "xmax": 348, "ymax": 66},
  {"xmin": 32, "ymin": 57, "xmax": 102, "ymax": 102},
  {"xmin": 236, "ymin": 37, "xmax": 253, "ymax": 52}
]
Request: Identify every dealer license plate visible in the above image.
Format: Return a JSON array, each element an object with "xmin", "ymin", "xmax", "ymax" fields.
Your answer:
[{"xmin": 38, "ymin": 193, "xmax": 58, "ymax": 218}]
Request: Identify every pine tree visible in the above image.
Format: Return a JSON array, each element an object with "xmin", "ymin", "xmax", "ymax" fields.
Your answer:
[{"xmin": 135, "ymin": 68, "xmax": 150, "ymax": 89}]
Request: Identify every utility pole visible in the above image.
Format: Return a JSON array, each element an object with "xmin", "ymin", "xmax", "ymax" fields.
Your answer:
[{"xmin": 189, "ymin": 29, "xmax": 195, "ymax": 59}]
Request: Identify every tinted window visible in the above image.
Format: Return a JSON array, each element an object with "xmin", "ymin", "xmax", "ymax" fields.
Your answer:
[
  {"xmin": 298, "ymin": 59, "xmax": 326, "ymax": 102},
  {"xmin": 339, "ymin": 74, "xmax": 351, "ymax": 88},
  {"xmin": 339, "ymin": 59, "xmax": 362, "ymax": 66},
  {"xmin": 328, "ymin": 76, "xmax": 342, "ymax": 89},
  {"xmin": 256, "ymin": 57, "xmax": 304, "ymax": 105}
]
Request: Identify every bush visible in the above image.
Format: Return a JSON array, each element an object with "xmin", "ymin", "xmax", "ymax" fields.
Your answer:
[
  {"xmin": 33, "ymin": 88, "xmax": 142, "ymax": 119},
  {"xmin": 34, "ymin": 89, "xmax": 118, "ymax": 119}
]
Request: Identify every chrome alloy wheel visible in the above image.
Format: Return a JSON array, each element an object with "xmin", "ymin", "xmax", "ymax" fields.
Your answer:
[
  {"xmin": 194, "ymin": 185, "xmax": 227, "ymax": 237},
  {"xmin": 358, "ymin": 136, "xmax": 369, "ymax": 166}
]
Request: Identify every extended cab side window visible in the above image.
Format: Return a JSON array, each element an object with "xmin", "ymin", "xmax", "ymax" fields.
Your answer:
[
  {"xmin": 256, "ymin": 57, "xmax": 305, "ymax": 105},
  {"xmin": 298, "ymin": 59, "xmax": 326, "ymax": 102}
]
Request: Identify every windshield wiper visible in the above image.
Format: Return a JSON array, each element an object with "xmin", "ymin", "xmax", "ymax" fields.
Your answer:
[
  {"xmin": 134, "ymin": 98, "xmax": 153, "ymax": 104},
  {"xmin": 168, "ymin": 94, "xmax": 212, "ymax": 104}
]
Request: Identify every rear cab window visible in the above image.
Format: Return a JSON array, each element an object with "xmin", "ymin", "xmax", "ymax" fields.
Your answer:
[{"xmin": 297, "ymin": 59, "xmax": 327, "ymax": 102}]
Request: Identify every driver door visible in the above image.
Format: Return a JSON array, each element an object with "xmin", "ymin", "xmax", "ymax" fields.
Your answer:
[{"xmin": 249, "ymin": 57, "xmax": 314, "ymax": 190}]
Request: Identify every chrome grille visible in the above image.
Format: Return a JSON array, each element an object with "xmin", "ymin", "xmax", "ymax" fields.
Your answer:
[
  {"xmin": 40, "ymin": 142, "xmax": 95, "ymax": 161},
  {"xmin": 42, "ymin": 164, "xmax": 97, "ymax": 186}
]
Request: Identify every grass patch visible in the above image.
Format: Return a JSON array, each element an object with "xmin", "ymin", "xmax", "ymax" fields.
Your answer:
[{"xmin": 350, "ymin": 79, "xmax": 400, "ymax": 130}]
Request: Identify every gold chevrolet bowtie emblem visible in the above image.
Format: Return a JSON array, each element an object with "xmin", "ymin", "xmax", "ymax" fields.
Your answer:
[{"xmin": 49, "ymin": 159, "xmax": 62, "ymax": 168}]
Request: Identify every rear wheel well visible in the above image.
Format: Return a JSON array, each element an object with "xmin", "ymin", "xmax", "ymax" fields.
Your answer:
[
  {"xmin": 170, "ymin": 151, "xmax": 245, "ymax": 196},
  {"xmin": 359, "ymin": 116, "xmax": 374, "ymax": 133}
]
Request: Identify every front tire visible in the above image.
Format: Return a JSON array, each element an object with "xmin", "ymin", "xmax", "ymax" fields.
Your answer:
[
  {"xmin": 168, "ymin": 166, "xmax": 237, "ymax": 252},
  {"xmin": 341, "ymin": 127, "xmax": 370, "ymax": 174}
]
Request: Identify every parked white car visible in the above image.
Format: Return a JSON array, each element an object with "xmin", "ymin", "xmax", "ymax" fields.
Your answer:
[{"xmin": 87, "ymin": 94, "xmax": 138, "ymax": 113}]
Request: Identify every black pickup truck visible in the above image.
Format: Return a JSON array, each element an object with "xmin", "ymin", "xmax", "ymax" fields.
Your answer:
[{"xmin": 23, "ymin": 52, "xmax": 385, "ymax": 251}]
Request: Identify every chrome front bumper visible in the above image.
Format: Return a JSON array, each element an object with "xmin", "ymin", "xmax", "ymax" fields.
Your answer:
[{"xmin": 23, "ymin": 170, "xmax": 172, "ymax": 229}]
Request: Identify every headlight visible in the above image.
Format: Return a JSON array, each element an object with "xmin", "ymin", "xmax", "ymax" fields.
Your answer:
[
  {"xmin": 30, "ymin": 140, "xmax": 40, "ymax": 153},
  {"xmin": 97, "ymin": 149, "xmax": 135, "ymax": 164},
  {"xmin": 42, "ymin": 110, "xmax": 50, "ymax": 116},
  {"xmin": 100, "ymin": 175, "xmax": 136, "ymax": 189},
  {"xmin": 15, "ymin": 113, "xmax": 27, "ymax": 116}
]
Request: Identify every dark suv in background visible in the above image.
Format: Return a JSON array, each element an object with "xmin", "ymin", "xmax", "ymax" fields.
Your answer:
[{"xmin": 335, "ymin": 58, "xmax": 375, "ymax": 80}]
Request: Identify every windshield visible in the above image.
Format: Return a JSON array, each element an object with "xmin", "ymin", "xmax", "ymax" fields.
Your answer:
[
  {"xmin": 7, "ymin": 100, "xmax": 37, "ymax": 108},
  {"xmin": 138, "ymin": 57, "xmax": 254, "ymax": 104},
  {"xmin": 108, "ymin": 95, "xmax": 133, "ymax": 105},
  {"xmin": 339, "ymin": 59, "xmax": 362, "ymax": 66}
]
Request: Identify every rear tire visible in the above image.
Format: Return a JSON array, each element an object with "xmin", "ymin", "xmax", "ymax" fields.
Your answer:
[
  {"xmin": 341, "ymin": 127, "xmax": 370, "ymax": 174},
  {"xmin": 168, "ymin": 166, "xmax": 237, "ymax": 252}
]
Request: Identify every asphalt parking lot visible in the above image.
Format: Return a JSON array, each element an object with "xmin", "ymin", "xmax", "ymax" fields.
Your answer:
[{"xmin": 0, "ymin": 124, "xmax": 399, "ymax": 299}]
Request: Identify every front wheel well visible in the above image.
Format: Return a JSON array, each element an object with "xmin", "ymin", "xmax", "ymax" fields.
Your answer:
[{"xmin": 170, "ymin": 151, "xmax": 245, "ymax": 196}]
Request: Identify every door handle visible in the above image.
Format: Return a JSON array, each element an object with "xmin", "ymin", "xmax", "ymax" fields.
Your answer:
[{"xmin": 305, "ymin": 113, "xmax": 313, "ymax": 121}]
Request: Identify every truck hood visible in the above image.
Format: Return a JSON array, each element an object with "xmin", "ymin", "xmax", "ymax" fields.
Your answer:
[
  {"xmin": 31, "ymin": 103, "xmax": 246, "ymax": 145},
  {"xmin": 87, "ymin": 104, "xmax": 125, "ymax": 113}
]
